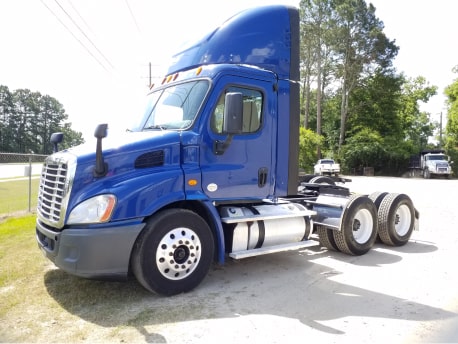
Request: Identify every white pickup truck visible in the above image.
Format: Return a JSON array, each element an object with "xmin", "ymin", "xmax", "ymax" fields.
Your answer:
[{"xmin": 314, "ymin": 159, "xmax": 340, "ymax": 176}]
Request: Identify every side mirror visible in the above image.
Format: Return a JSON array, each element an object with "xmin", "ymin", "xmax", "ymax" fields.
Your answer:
[
  {"xmin": 50, "ymin": 132, "xmax": 64, "ymax": 153},
  {"xmin": 213, "ymin": 92, "xmax": 243, "ymax": 155},
  {"xmin": 223, "ymin": 92, "xmax": 243, "ymax": 134}
]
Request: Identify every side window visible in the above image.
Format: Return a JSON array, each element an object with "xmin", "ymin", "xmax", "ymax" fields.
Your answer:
[{"xmin": 211, "ymin": 87, "xmax": 262, "ymax": 134}]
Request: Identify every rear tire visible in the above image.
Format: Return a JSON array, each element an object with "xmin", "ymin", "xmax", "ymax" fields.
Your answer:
[
  {"xmin": 298, "ymin": 174, "xmax": 315, "ymax": 184},
  {"xmin": 317, "ymin": 225, "xmax": 339, "ymax": 251},
  {"xmin": 302, "ymin": 217, "xmax": 313, "ymax": 240},
  {"xmin": 132, "ymin": 209, "xmax": 214, "ymax": 296},
  {"xmin": 333, "ymin": 194, "xmax": 377, "ymax": 255},
  {"xmin": 369, "ymin": 191, "xmax": 388, "ymax": 243},
  {"xmin": 377, "ymin": 193, "xmax": 415, "ymax": 246},
  {"xmin": 369, "ymin": 191, "xmax": 388, "ymax": 209}
]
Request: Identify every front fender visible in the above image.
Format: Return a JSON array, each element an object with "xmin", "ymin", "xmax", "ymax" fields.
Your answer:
[
  {"xmin": 112, "ymin": 170, "xmax": 185, "ymax": 220},
  {"xmin": 66, "ymin": 168, "xmax": 185, "ymax": 223}
]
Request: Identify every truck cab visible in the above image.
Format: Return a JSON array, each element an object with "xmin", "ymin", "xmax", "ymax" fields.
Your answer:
[
  {"xmin": 314, "ymin": 159, "xmax": 340, "ymax": 176},
  {"xmin": 36, "ymin": 5, "xmax": 419, "ymax": 296},
  {"xmin": 421, "ymin": 150, "xmax": 453, "ymax": 179}
]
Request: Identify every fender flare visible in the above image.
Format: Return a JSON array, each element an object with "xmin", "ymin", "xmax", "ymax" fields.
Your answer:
[{"xmin": 200, "ymin": 200, "xmax": 226, "ymax": 264}]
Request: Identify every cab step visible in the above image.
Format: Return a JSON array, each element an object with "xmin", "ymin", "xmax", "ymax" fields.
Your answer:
[{"xmin": 229, "ymin": 240, "xmax": 318, "ymax": 259}]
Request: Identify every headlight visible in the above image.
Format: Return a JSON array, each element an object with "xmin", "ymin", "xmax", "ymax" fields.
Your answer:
[{"xmin": 67, "ymin": 194, "xmax": 117, "ymax": 224}]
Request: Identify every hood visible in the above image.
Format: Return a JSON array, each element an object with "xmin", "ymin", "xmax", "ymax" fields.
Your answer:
[
  {"xmin": 61, "ymin": 130, "xmax": 182, "ymax": 193},
  {"xmin": 432, "ymin": 161, "xmax": 450, "ymax": 167},
  {"xmin": 65, "ymin": 130, "xmax": 181, "ymax": 165}
]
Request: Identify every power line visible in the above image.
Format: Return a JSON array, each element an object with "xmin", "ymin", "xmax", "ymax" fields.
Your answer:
[
  {"xmin": 125, "ymin": 0, "xmax": 141, "ymax": 34},
  {"xmin": 53, "ymin": 0, "xmax": 115, "ymax": 70},
  {"xmin": 40, "ymin": 0, "xmax": 111, "ymax": 73},
  {"xmin": 67, "ymin": 0, "xmax": 95, "ymax": 37}
]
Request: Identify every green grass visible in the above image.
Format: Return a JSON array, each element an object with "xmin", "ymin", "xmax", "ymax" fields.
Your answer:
[
  {"xmin": 0, "ymin": 178, "xmax": 39, "ymax": 215},
  {"xmin": 0, "ymin": 215, "xmax": 38, "ymax": 285},
  {"xmin": 0, "ymin": 214, "xmax": 153, "ymax": 342},
  {"xmin": 0, "ymin": 215, "xmax": 42, "ymax": 316}
]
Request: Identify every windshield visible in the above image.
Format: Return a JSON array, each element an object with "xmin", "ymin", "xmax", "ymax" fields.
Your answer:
[
  {"xmin": 130, "ymin": 80, "xmax": 209, "ymax": 131},
  {"xmin": 427, "ymin": 155, "xmax": 447, "ymax": 161},
  {"xmin": 320, "ymin": 159, "xmax": 335, "ymax": 164}
]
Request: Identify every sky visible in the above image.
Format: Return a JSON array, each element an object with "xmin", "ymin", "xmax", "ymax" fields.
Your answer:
[{"xmin": 0, "ymin": 0, "xmax": 457, "ymax": 142}]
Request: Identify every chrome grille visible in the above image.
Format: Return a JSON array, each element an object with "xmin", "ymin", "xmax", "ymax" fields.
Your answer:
[
  {"xmin": 37, "ymin": 154, "xmax": 75, "ymax": 228},
  {"xmin": 436, "ymin": 162, "xmax": 448, "ymax": 172}
]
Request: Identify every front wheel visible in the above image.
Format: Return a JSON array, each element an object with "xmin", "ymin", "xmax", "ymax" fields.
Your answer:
[
  {"xmin": 423, "ymin": 168, "xmax": 430, "ymax": 179},
  {"xmin": 132, "ymin": 209, "xmax": 215, "ymax": 296},
  {"xmin": 333, "ymin": 194, "xmax": 377, "ymax": 255}
]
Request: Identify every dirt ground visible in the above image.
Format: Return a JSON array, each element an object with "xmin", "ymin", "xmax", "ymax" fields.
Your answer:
[{"xmin": 3, "ymin": 176, "xmax": 458, "ymax": 343}]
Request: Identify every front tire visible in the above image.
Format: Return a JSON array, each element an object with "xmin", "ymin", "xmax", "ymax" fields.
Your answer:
[
  {"xmin": 132, "ymin": 209, "xmax": 215, "ymax": 296},
  {"xmin": 423, "ymin": 168, "xmax": 430, "ymax": 179},
  {"xmin": 333, "ymin": 194, "xmax": 378, "ymax": 255}
]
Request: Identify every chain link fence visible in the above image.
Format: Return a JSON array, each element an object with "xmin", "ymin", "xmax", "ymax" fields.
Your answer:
[{"xmin": 0, "ymin": 152, "xmax": 48, "ymax": 216}]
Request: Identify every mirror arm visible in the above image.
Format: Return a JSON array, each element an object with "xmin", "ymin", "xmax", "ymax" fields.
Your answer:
[
  {"xmin": 93, "ymin": 124, "xmax": 108, "ymax": 177},
  {"xmin": 213, "ymin": 134, "xmax": 234, "ymax": 155}
]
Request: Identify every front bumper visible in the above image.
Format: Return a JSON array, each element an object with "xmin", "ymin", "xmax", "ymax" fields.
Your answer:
[
  {"xmin": 36, "ymin": 219, "xmax": 145, "ymax": 279},
  {"xmin": 321, "ymin": 169, "xmax": 340, "ymax": 174},
  {"xmin": 432, "ymin": 170, "xmax": 451, "ymax": 174}
]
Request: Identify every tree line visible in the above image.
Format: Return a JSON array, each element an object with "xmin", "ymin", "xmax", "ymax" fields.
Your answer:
[
  {"xmin": 0, "ymin": 85, "xmax": 84, "ymax": 155},
  {"xmin": 2, "ymin": 0, "xmax": 455, "ymax": 176},
  {"xmin": 297, "ymin": 0, "xmax": 442, "ymax": 175},
  {"xmin": 445, "ymin": 67, "xmax": 458, "ymax": 176}
]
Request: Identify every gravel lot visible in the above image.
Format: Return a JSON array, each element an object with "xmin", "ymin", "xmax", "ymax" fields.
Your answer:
[
  {"xmin": 128, "ymin": 176, "xmax": 458, "ymax": 343},
  {"xmin": 5, "ymin": 176, "xmax": 458, "ymax": 343}
]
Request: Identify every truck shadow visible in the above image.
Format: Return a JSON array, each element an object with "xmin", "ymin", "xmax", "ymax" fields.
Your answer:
[
  {"xmin": 44, "ymin": 239, "xmax": 451, "ymax": 341},
  {"xmin": 347, "ymin": 240, "xmax": 438, "ymax": 267}
]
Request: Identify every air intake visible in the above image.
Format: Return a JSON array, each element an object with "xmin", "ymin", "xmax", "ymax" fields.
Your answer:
[{"xmin": 135, "ymin": 150, "xmax": 164, "ymax": 168}]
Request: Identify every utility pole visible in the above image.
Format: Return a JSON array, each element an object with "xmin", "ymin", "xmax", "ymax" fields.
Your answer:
[
  {"xmin": 149, "ymin": 62, "xmax": 152, "ymax": 88},
  {"xmin": 439, "ymin": 111, "xmax": 443, "ymax": 148}
]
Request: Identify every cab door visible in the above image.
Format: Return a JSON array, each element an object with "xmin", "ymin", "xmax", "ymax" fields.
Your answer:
[{"xmin": 200, "ymin": 76, "xmax": 276, "ymax": 201}]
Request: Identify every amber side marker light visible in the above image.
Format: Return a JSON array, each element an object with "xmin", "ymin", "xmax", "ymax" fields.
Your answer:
[{"xmin": 188, "ymin": 179, "xmax": 198, "ymax": 186}]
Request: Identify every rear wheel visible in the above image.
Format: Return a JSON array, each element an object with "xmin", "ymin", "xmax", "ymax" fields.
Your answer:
[
  {"xmin": 132, "ymin": 209, "xmax": 214, "ymax": 296},
  {"xmin": 317, "ymin": 225, "xmax": 339, "ymax": 251},
  {"xmin": 298, "ymin": 174, "xmax": 315, "ymax": 184},
  {"xmin": 302, "ymin": 217, "xmax": 313, "ymax": 240},
  {"xmin": 333, "ymin": 194, "xmax": 377, "ymax": 255},
  {"xmin": 377, "ymin": 193, "xmax": 415, "ymax": 246},
  {"xmin": 369, "ymin": 191, "xmax": 388, "ymax": 243},
  {"xmin": 368, "ymin": 191, "xmax": 388, "ymax": 209}
]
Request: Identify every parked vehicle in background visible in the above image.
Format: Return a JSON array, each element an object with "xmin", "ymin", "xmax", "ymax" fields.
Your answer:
[
  {"xmin": 409, "ymin": 149, "xmax": 453, "ymax": 179},
  {"xmin": 314, "ymin": 159, "xmax": 340, "ymax": 176}
]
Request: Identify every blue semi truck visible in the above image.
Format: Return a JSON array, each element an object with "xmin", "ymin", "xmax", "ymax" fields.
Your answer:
[{"xmin": 36, "ymin": 5, "xmax": 419, "ymax": 296}]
